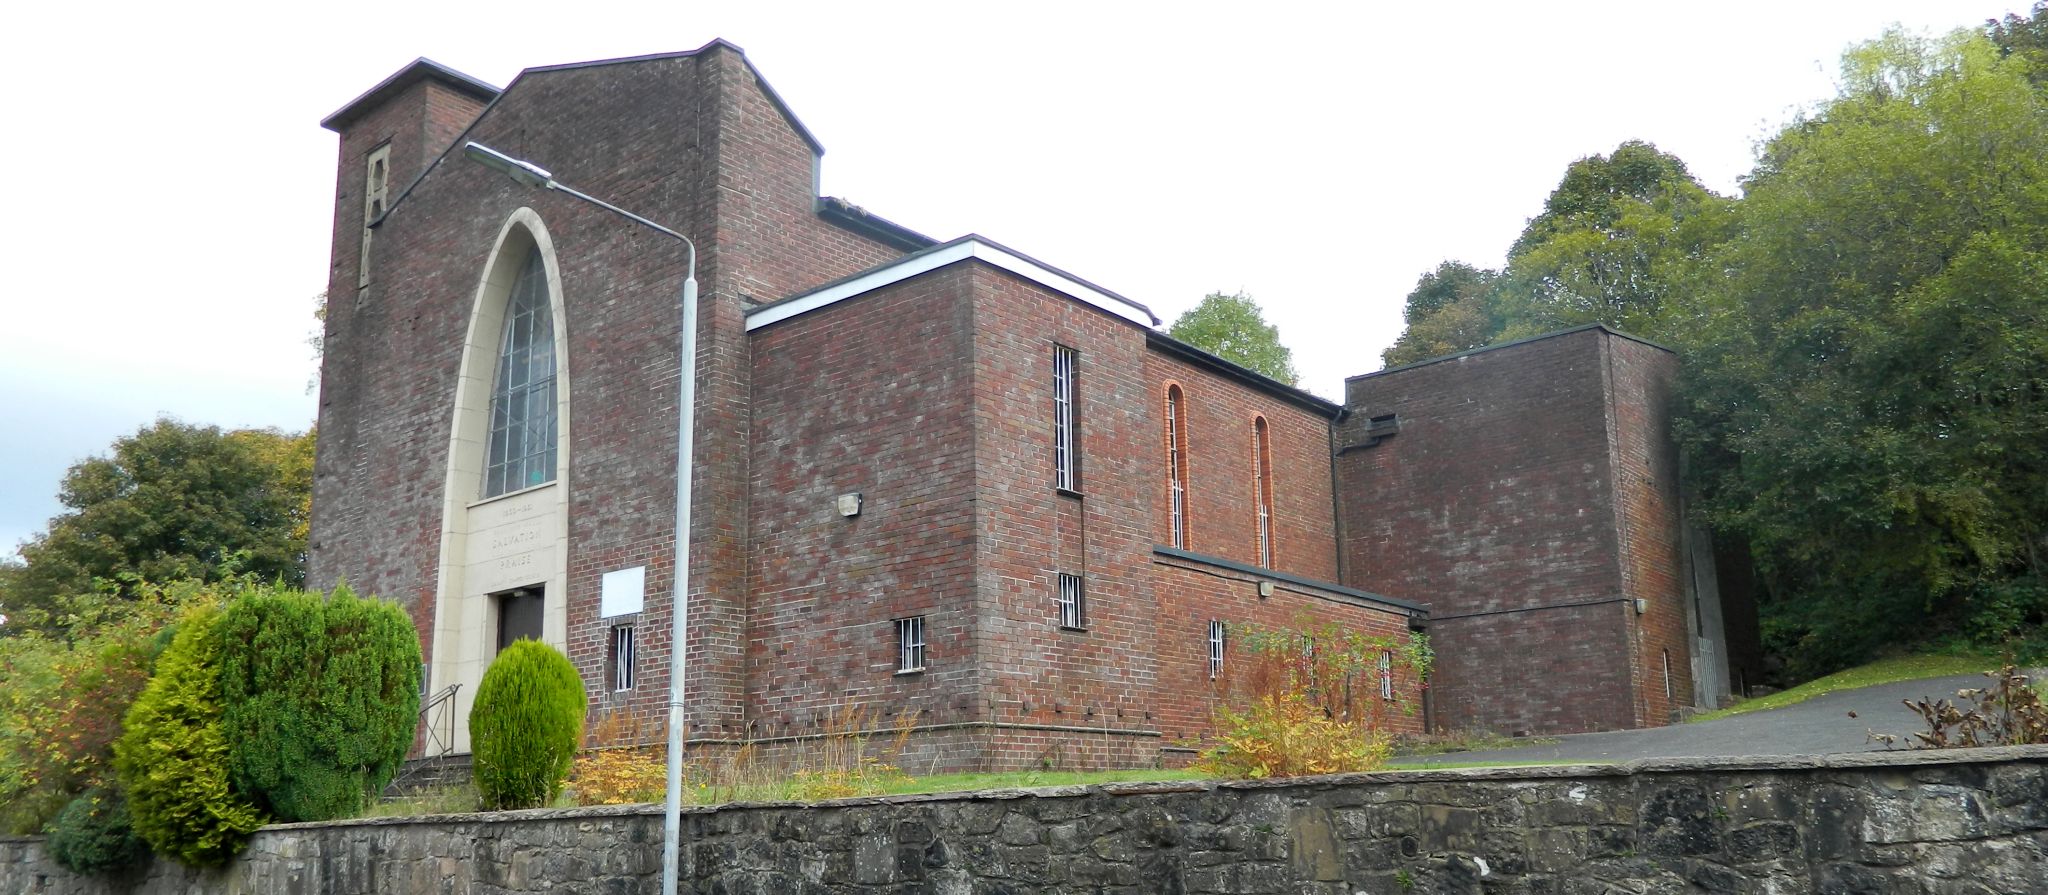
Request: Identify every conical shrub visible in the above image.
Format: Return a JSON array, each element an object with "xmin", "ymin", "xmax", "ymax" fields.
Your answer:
[{"xmin": 470, "ymin": 640, "xmax": 586, "ymax": 810}]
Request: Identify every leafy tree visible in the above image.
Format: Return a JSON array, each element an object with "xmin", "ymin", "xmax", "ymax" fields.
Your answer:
[
  {"xmin": 1168, "ymin": 291, "xmax": 1301, "ymax": 385},
  {"xmin": 1493, "ymin": 140, "xmax": 1732, "ymax": 340},
  {"xmin": 1382, "ymin": 261, "xmax": 1502, "ymax": 367},
  {"xmin": 470, "ymin": 640, "xmax": 586, "ymax": 810},
  {"xmin": 0, "ymin": 420, "xmax": 314, "ymax": 636},
  {"xmin": 1674, "ymin": 28, "xmax": 2048, "ymax": 676},
  {"xmin": 113, "ymin": 602, "xmax": 266, "ymax": 867},
  {"xmin": 217, "ymin": 582, "xmax": 421, "ymax": 822}
]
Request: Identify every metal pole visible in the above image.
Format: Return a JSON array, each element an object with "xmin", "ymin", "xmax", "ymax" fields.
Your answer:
[
  {"xmin": 662, "ymin": 260, "xmax": 698, "ymax": 895},
  {"xmin": 460, "ymin": 143, "xmax": 698, "ymax": 895}
]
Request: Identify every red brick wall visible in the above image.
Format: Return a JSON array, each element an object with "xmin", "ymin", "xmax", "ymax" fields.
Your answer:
[
  {"xmin": 745, "ymin": 265, "xmax": 981, "ymax": 739},
  {"xmin": 1337, "ymin": 328, "xmax": 1651, "ymax": 735},
  {"xmin": 1150, "ymin": 556, "xmax": 1424, "ymax": 749},
  {"xmin": 1141, "ymin": 351, "xmax": 1340, "ymax": 582},
  {"xmin": 968, "ymin": 263, "xmax": 1161, "ymax": 752}
]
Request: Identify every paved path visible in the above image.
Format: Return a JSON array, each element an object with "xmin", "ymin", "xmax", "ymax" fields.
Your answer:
[{"xmin": 1407, "ymin": 669, "xmax": 2032, "ymax": 766}]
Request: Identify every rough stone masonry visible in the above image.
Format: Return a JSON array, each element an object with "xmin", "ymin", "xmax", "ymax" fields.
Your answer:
[{"xmin": 4, "ymin": 746, "xmax": 2044, "ymax": 894}]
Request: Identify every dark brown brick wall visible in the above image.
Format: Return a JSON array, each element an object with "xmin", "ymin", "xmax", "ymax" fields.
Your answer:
[
  {"xmin": 1606, "ymin": 336, "xmax": 1693, "ymax": 724},
  {"xmin": 312, "ymin": 46, "xmax": 907, "ymax": 747},
  {"xmin": 1337, "ymin": 328, "xmax": 1687, "ymax": 735}
]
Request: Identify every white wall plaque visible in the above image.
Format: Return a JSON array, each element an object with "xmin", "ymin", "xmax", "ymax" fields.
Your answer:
[{"xmin": 600, "ymin": 566, "xmax": 646, "ymax": 618}]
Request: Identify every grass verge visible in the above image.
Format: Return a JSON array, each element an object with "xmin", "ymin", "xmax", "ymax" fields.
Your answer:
[{"xmin": 1689, "ymin": 652, "xmax": 2000, "ymax": 724}]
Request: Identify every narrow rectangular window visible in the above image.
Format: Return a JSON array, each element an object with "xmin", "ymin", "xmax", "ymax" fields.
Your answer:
[
  {"xmin": 1662, "ymin": 649, "xmax": 1673, "ymax": 701},
  {"xmin": 1166, "ymin": 385, "xmax": 1188, "ymax": 547},
  {"xmin": 1057, "ymin": 573, "xmax": 1086, "ymax": 629},
  {"xmin": 609, "ymin": 625, "xmax": 637, "ymax": 691},
  {"xmin": 1052, "ymin": 345, "xmax": 1079, "ymax": 492},
  {"xmin": 1208, "ymin": 620, "xmax": 1227, "ymax": 679},
  {"xmin": 1252, "ymin": 417, "xmax": 1274, "ymax": 568},
  {"xmin": 359, "ymin": 144, "xmax": 391, "ymax": 288},
  {"xmin": 896, "ymin": 616, "xmax": 926, "ymax": 673},
  {"xmin": 1379, "ymin": 650, "xmax": 1395, "ymax": 701}
]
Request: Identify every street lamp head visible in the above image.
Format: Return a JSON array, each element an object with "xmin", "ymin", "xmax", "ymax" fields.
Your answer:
[{"xmin": 464, "ymin": 141, "xmax": 555, "ymax": 190}]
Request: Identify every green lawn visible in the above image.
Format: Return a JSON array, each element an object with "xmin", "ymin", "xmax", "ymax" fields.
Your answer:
[{"xmin": 1688, "ymin": 652, "xmax": 2000, "ymax": 724}]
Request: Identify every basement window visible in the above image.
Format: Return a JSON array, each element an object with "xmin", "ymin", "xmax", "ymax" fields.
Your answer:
[
  {"xmin": 1057, "ymin": 573, "xmax": 1086, "ymax": 630},
  {"xmin": 608, "ymin": 624, "xmax": 637, "ymax": 692},
  {"xmin": 896, "ymin": 616, "xmax": 926, "ymax": 674}
]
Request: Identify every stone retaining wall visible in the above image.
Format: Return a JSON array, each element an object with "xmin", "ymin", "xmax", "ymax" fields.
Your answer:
[{"xmin": 5, "ymin": 746, "xmax": 2044, "ymax": 894}]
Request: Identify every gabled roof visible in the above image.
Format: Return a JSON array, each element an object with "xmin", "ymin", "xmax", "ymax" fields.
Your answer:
[
  {"xmin": 321, "ymin": 58, "xmax": 501, "ymax": 132},
  {"xmin": 522, "ymin": 40, "xmax": 825, "ymax": 157},
  {"xmin": 744, "ymin": 235, "xmax": 1161, "ymax": 331}
]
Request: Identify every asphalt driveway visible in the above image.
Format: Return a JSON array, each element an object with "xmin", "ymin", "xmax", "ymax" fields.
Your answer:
[{"xmin": 1413, "ymin": 669, "xmax": 2034, "ymax": 765}]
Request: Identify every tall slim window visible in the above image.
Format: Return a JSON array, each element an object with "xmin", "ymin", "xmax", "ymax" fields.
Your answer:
[
  {"xmin": 484, "ymin": 251, "xmax": 558, "ymax": 497},
  {"xmin": 358, "ymin": 144, "xmax": 390, "ymax": 287},
  {"xmin": 1208, "ymin": 620, "xmax": 1227, "ymax": 679},
  {"xmin": 1379, "ymin": 650, "xmax": 1395, "ymax": 700},
  {"xmin": 1057, "ymin": 573, "xmax": 1086, "ymax": 630},
  {"xmin": 609, "ymin": 625, "xmax": 637, "ymax": 692},
  {"xmin": 1052, "ymin": 345, "xmax": 1079, "ymax": 491},
  {"xmin": 1165, "ymin": 385, "xmax": 1188, "ymax": 547},
  {"xmin": 896, "ymin": 616, "xmax": 926, "ymax": 673},
  {"xmin": 1251, "ymin": 416, "xmax": 1274, "ymax": 568}
]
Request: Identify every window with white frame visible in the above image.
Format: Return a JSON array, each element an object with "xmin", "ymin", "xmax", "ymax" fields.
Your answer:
[
  {"xmin": 484, "ymin": 251, "xmax": 559, "ymax": 497},
  {"xmin": 609, "ymin": 625, "xmax": 637, "ymax": 692},
  {"xmin": 896, "ymin": 616, "xmax": 926, "ymax": 673},
  {"xmin": 1208, "ymin": 620, "xmax": 1227, "ymax": 679},
  {"xmin": 1057, "ymin": 573, "xmax": 1086, "ymax": 629},
  {"xmin": 1251, "ymin": 416, "xmax": 1274, "ymax": 568},
  {"xmin": 1378, "ymin": 650, "xmax": 1395, "ymax": 700},
  {"xmin": 1052, "ymin": 345, "xmax": 1079, "ymax": 491},
  {"xmin": 1166, "ymin": 385, "xmax": 1188, "ymax": 547}
]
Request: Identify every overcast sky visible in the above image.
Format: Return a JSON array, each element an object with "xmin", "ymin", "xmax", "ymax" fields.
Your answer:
[{"xmin": 0, "ymin": 0, "xmax": 2010, "ymax": 557}]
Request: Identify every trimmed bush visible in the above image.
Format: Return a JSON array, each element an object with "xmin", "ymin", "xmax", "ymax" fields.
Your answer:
[
  {"xmin": 45, "ymin": 788, "xmax": 148, "ymax": 875},
  {"xmin": 217, "ymin": 583, "xmax": 422, "ymax": 822},
  {"xmin": 113, "ymin": 604, "xmax": 266, "ymax": 867},
  {"xmin": 471, "ymin": 640, "xmax": 586, "ymax": 810}
]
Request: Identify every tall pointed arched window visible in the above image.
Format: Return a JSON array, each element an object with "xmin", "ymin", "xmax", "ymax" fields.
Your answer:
[
  {"xmin": 1165, "ymin": 385, "xmax": 1189, "ymax": 548},
  {"xmin": 483, "ymin": 251, "xmax": 558, "ymax": 497},
  {"xmin": 1251, "ymin": 416, "xmax": 1274, "ymax": 568}
]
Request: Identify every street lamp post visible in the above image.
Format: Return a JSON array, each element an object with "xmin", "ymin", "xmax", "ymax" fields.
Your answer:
[{"xmin": 464, "ymin": 141, "xmax": 698, "ymax": 895}]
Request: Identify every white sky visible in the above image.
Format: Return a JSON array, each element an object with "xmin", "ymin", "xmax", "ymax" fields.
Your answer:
[{"xmin": 0, "ymin": 0, "xmax": 2007, "ymax": 556}]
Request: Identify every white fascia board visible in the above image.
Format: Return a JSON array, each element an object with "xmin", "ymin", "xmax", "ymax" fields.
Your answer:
[{"xmin": 744, "ymin": 240, "xmax": 1155, "ymax": 332}]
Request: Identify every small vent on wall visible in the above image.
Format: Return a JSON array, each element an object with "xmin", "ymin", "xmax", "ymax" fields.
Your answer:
[{"xmin": 1339, "ymin": 413, "xmax": 1401, "ymax": 453}]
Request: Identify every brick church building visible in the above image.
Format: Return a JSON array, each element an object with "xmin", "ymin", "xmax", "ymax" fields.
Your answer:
[{"xmin": 310, "ymin": 41, "xmax": 1757, "ymax": 770}]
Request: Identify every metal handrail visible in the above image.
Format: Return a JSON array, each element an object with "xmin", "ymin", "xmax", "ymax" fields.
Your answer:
[{"xmin": 419, "ymin": 683, "xmax": 462, "ymax": 758}]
